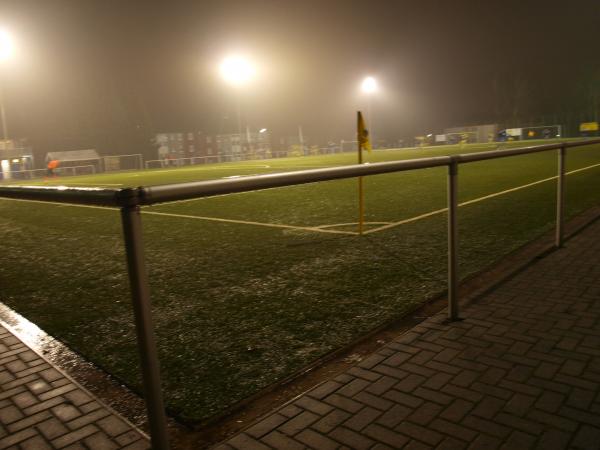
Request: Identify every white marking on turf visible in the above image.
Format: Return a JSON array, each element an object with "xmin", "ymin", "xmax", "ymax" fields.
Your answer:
[
  {"xmin": 142, "ymin": 211, "xmax": 358, "ymax": 235},
  {"xmin": 363, "ymin": 162, "xmax": 600, "ymax": 235},
  {"xmin": 1, "ymin": 161, "xmax": 599, "ymax": 237},
  {"xmin": 316, "ymin": 221, "xmax": 391, "ymax": 229}
]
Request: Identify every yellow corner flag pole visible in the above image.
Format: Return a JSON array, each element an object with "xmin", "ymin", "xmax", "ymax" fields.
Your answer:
[{"xmin": 357, "ymin": 111, "xmax": 371, "ymax": 235}]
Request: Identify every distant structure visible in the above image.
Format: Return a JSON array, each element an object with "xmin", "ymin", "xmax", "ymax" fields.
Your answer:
[
  {"xmin": 0, "ymin": 139, "xmax": 34, "ymax": 180},
  {"xmin": 442, "ymin": 124, "xmax": 498, "ymax": 144},
  {"xmin": 153, "ymin": 130, "xmax": 271, "ymax": 163}
]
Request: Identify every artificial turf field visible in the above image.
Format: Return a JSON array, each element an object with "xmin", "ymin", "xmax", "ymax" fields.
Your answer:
[{"xmin": 1, "ymin": 139, "xmax": 600, "ymax": 422}]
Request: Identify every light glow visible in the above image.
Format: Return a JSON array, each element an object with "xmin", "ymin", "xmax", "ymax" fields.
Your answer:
[
  {"xmin": 220, "ymin": 55, "xmax": 256, "ymax": 86},
  {"xmin": 259, "ymin": 128, "xmax": 267, "ymax": 133},
  {"xmin": 0, "ymin": 28, "xmax": 14, "ymax": 62},
  {"xmin": 361, "ymin": 76, "xmax": 377, "ymax": 94}
]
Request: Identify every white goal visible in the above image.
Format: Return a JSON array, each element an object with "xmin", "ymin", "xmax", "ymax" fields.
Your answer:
[{"xmin": 103, "ymin": 154, "xmax": 143, "ymax": 172}]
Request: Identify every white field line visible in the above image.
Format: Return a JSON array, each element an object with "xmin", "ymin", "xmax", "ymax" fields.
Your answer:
[
  {"xmin": 363, "ymin": 162, "xmax": 600, "ymax": 235},
  {"xmin": 316, "ymin": 221, "xmax": 391, "ymax": 229},
  {"xmin": 142, "ymin": 210, "xmax": 358, "ymax": 235},
  {"xmin": 1, "ymin": 161, "xmax": 599, "ymax": 237},
  {"xmin": 0, "ymin": 197, "xmax": 358, "ymax": 235},
  {"xmin": 145, "ymin": 164, "xmax": 272, "ymax": 174}
]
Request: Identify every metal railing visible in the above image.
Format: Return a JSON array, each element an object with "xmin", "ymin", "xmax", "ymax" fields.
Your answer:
[{"xmin": 0, "ymin": 138, "xmax": 599, "ymax": 449}]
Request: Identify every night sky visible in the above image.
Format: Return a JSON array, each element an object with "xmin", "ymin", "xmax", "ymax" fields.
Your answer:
[{"xmin": 1, "ymin": 0, "xmax": 599, "ymax": 157}]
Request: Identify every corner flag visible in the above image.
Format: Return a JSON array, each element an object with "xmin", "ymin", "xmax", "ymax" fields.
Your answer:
[{"xmin": 357, "ymin": 111, "xmax": 371, "ymax": 153}]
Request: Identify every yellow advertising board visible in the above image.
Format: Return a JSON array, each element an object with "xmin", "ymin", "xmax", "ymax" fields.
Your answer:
[{"xmin": 580, "ymin": 122, "xmax": 599, "ymax": 132}]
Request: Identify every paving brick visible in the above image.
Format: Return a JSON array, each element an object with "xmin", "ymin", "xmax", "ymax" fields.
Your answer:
[
  {"xmin": 365, "ymin": 375, "xmax": 398, "ymax": 395},
  {"xmin": 6, "ymin": 410, "xmax": 52, "ymax": 433},
  {"xmin": 364, "ymin": 423, "xmax": 410, "ymax": 448},
  {"xmin": 343, "ymin": 406, "xmax": 381, "ymax": 431},
  {"xmin": 97, "ymin": 415, "xmax": 134, "ymax": 438},
  {"xmin": 504, "ymin": 393, "xmax": 536, "ymax": 417},
  {"xmin": 414, "ymin": 387, "xmax": 454, "ymax": 405},
  {"xmin": 462, "ymin": 416, "xmax": 512, "ymax": 439},
  {"xmin": 571, "ymin": 425, "xmax": 600, "ymax": 450},
  {"xmin": 329, "ymin": 426, "xmax": 375, "ymax": 450},
  {"xmin": 311, "ymin": 409, "xmax": 351, "ymax": 433},
  {"xmin": 278, "ymin": 410, "xmax": 319, "ymax": 436},
  {"xmin": 347, "ymin": 366, "xmax": 381, "ymax": 382},
  {"xmin": 228, "ymin": 433, "xmax": 271, "ymax": 450},
  {"xmin": 262, "ymin": 430, "xmax": 305, "ymax": 450},
  {"xmin": 439, "ymin": 398, "xmax": 474, "ymax": 423},
  {"xmin": 382, "ymin": 389, "xmax": 423, "ymax": 408},
  {"xmin": 429, "ymin": 418, "xmax": 477, "ymax": 442},
  {"xmin": 36, "ymin": 417, "xmax": 69, "ymax": 440},
  {"xmin": 336, "ymin": 378, "xmax": 370, "ymax": 397},
  {"xmin": 527, "ymin": 409, "xmax": 578, "ymax": 432},
  {"xmin": 307, "ymin": 380, "xmax": 342, "ymax": 400},
  {"xmin": 471, "ymin": 395, "xmax": 504, "ymax": 419},
  {"xmin": 65, "ymin": 408, "xmax": 112, "ymax": 432},
  {"xmin": 83, "ymin": 431, "xmax": 119, "ymax": 449},
  {"xmin": 499, "ymin": 430, "xmax": 536, "ymax": 450},
  {"xmin": 535, "ymin": 428, "xmax": 571, "ymax": 450},
  {"xmin": 494, "ymin": 412, "xmax": 543, "ymax": 436},
  {"xmin": 0, "ymin": 405, "xmax": 24, "ymax": 424},
  {"xmin": 395, "ymin": 421, "xmax": 443, "ymax": 446},
  {"xmin": 294, "ymin": 396, "xmax": 334, "ymax": 416},
  {"xmin": 323, "ymin": 394, "xmax": 363, "ymax": 413},
  {"xmin": 0, "ymin": 427, "xmax": 37, "ymax": 448},
  {"xmin": 20, "ymin": 434, "xmax": 53, "ymax": 450},
  {"xmin": 408, "ymin": 401, "xmax": 443, "ymax": 426},
  {"xmin": 51, "ymin": 403, "xmax": 81, "ymax": 422},
  {"xmin": 246, "ymin": 413, "xmax": 289, "ymax": 439},
  {"xmin": 441, "ymin": 384, "xmax": 482, "ymax": 403},
  {"xmin": 296, "ymin": 428, "xmax": 339, "ymax": 450},
  {"xmin": 375, "ymin": 404, "xmax": 412, "ymax": 428},
  {"xmin": 353, "ymin": 391, "xmax": 393, "ymax": 411}
]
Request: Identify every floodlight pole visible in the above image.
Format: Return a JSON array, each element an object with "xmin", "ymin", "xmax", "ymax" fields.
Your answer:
[
  {"xmin": 0, "ymin": 82, "xmax": 8, "ymax": 141},
  {"xmin": 120, "ymin": 203, "xmax": 170, "ymax": 450}
]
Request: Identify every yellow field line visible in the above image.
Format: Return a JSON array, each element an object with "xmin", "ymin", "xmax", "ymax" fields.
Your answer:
[{"xmin": 363, "ymin": 162, "xmax": 600, "ymax": 235}]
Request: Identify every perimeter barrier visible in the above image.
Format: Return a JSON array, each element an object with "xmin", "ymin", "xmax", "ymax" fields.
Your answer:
[{"xmin": 0, "ymin": 138, "xmax": 599, "ymax": 449}]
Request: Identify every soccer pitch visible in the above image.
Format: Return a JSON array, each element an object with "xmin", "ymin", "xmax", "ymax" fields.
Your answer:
[{"xmin": 1, "ymin": 140, "xmax": 600, "ymax": 421}]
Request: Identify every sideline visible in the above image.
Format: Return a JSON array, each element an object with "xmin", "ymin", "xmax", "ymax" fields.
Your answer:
[{"xmin": 1, "ymin": 162, "xmax": 599, "ymax": 236}]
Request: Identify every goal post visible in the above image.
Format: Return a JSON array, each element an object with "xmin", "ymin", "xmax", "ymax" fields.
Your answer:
[
  {"xmin": 57, "ymin": 165, "xmax": 97, "ymax": 176},
  {"xmin": 340, "ymin": 140, "xmax": 358, "ymax": 152},
  {"xmin": 103, "ymin": 154, "xmax": 144, "ymax": 172}
]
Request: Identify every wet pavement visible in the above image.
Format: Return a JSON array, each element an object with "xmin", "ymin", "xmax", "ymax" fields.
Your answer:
[{"xmin": 0, "ymin": 322, "xmax": 149, "ymax": 449}]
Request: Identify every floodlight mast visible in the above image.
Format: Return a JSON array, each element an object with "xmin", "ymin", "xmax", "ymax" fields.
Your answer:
[{"xmin": 0, "ymin": 28, "xmax": 14, "ymax": 141}]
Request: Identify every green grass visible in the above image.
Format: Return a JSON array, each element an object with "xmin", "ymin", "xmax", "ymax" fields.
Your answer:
[{"xmin": 1, "ymin": 140, "xmax": 599, "ymax": 422}]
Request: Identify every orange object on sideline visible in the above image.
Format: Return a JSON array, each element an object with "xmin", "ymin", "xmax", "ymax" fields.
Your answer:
[{"xmin": 47, "ymin": 160, "xmax": 59, "ymax": 169}]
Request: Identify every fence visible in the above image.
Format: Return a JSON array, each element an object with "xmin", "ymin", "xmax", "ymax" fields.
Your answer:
[{"xmin": 0, "ymin": 138, "xmax": 599, "ymax": 449}]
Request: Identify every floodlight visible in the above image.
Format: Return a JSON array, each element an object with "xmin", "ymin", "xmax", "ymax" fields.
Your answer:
[
  {"xmin": 259, "ymin": 128, "xmax": 267, "ymax": 133},
  {"xmin": 361, "ymin": 76, "xmax": 377, "ymax": 94},
  {"xmin": 220, "ymin": 55, "xmax": 256, "ymax": 86},
  {"xmin": 0, "ymin": 28, "xmax": 14, "ymax": 62}
]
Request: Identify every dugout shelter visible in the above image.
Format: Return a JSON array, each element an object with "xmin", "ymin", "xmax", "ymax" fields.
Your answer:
[{"xmin": 45, "ymin": 149, "xmax": 101, "ymax": 175}]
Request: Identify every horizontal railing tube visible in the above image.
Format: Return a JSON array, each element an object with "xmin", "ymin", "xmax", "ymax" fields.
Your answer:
[{"xmin": 140, "ymin": 156, "xmax": 453, "ymax": 204}]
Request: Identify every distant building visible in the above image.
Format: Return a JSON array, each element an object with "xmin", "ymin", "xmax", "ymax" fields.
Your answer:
[
  {"xmin": 444, "ymin": 124, "xmax": 498, "ymax": 144},
  {"xmin": 153, "ymin": 129, "xmax": 270, "ymax": 162},
  {"xmin": 0, "ymin": 139, "xmax": 34, "ymax": 180}
]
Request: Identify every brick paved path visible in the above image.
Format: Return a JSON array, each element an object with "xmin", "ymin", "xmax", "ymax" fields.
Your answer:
[
  {"xmin": 217, "ymin": 219, "xmax": 600, "ymax": 450},
  {"xmin": 0, "ymin": 324, "xmax": 149, "ymax": 449}
]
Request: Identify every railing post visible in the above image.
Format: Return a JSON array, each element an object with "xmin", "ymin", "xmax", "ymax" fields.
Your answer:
[
  {"xmin": 447, "ymin": 161, "xmax": 460, "ymax": 321},
  {"xmin": 120, "ymin": 205, "xmax": 170, "ymax": 450},
  {"xmin": 555, "ymin": 145, "xmax": 566, "ymax": 248}
]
